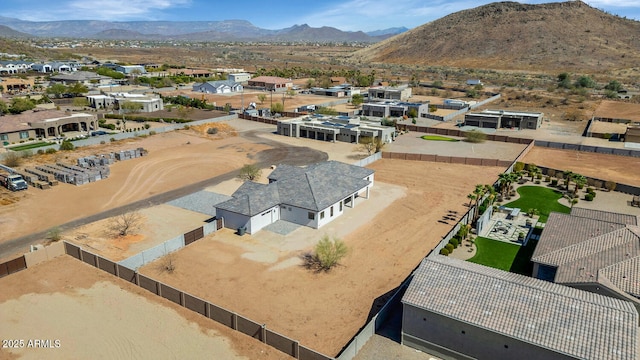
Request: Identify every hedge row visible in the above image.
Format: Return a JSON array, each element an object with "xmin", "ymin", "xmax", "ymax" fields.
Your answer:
[{"xmin": 103, "ymin": 114, "xmax": 192, "ymax": 123}]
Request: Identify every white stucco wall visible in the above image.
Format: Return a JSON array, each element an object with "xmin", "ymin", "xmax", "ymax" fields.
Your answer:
[
  {"xmin": 217, "ymin": 209, "xmax": 250, "ymax": 232},
  {"xmin": 249, "ymin": 205, "xmax": 280, "ymax": 233},
  {"xmin": 281, "ymin": 205, "xmax": 318, "ymax": 228}
]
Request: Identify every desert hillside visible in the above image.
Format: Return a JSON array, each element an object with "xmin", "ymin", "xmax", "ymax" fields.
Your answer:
[{"xmin": 352, "ymin": 1, "xmax": 640, "ymax": 71}]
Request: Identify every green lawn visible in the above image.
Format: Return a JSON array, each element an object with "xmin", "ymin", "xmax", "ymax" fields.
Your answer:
[
  {"xmin": 503, "ymin": 186, "xmax": 570, "ymax": 223},
  {"xmin": 420, "ymin": 135, "xmax": 459, "ymax": 142},
  {"xmin": 467, "ymin": 237, "xmax": 521, "ymax": 271},
  {"xmin": 6, "ymin": 142, "xmax": 51, "ymax": 151},
  {"xmin": 467, "ymin": 234, "xmax": 539, "ymax": 275}
]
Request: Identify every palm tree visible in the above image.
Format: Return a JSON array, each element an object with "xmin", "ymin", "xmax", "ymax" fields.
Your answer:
[
  {"xmin": 497, "ymin": 173, "xmax": 511, "ymax": 197},
  {"xmin": 564, "ymin": 194, "xmax": 579, "ymax": 209},
  {"xmin": 528, "ymin": 164, "xmax": 540, "ymax": 182},
  {"xmin": 572, "ymin": 174, "xmax": 587, "ymax": 195},
  {"xmin": 563, "ymin": 170, "xmax": 575, "ymax": 191}
]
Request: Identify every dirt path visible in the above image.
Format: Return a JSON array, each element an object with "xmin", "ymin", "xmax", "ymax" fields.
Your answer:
[{"xmin": 139, "ymin": 160, "xmax": 505, "ymax": 356}]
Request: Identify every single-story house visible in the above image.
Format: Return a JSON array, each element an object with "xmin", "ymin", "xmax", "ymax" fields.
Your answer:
[
  {"xmin": 0, "ymin": 60, "xmax": 32, "ymax": 74},
  {"xmin": 368, "ymin": 85, "xmax": 412, "ymax": 101},
  {"xmin": 114, "ymin": 65, "xmax": 147, "ymax": 75},
  {"xmin": 228, "ymin": 73, "xmax": 251, "ymax": 83},
  {"xmin": 1, "ymin": 110, "xmax": 97, "ymax": 144},
  {"xmin": 0, "ymin": 77, "xmax": 35, "ymax": 93},
  {"xmin": 531, "ymin": 208, "xmax": 640, "ymax": 312},
  {"xmin": 192, "ymin": 80, "xmax": 243, "ymax": 94},
  {"xmin": 464, "ymin": 110, "xmax": 543, "ymax": 130},
  {"xmin": 49, "ymin": 71, "xmax": 112, "ymax": 86},
  {"xmin": 168, "ymin": 68, "xmax": 213, "ymax": 78},
  {"xmin": 277, "ymin": 115, "xmax": 396, "ymax": 144},
  {"xmin": 361, "ymin": 101, "xmax": 429, "ymax": 118},
  {"xmin": 247, "ymin": 76, "xmax": 293, "ymax": 92},
  {"xmin": 215, "ymin": 161, "xmax": 374, "ymax": 234},
  {"xmin": 87, "ymin": 92, "xmax": 163, "ymax": 113},
  {"xmin": 402, "ymin": 255, "xmax": 638, "ymax": 360}
]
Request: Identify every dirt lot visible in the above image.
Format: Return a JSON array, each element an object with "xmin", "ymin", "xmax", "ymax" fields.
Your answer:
[
  {"xmin": 139, "ymin": 159, "xmax": 505, "ymax": 356},
  {"xmin": 0, "ymin": 255, "xmax": 291, "ymax": 360},
  {"xmin": 162, "ymin": 88, "xmax": 342, "ymax": 112},
  {"xmin": 522, "ymin": 147, "xmax": 640, "ymax": 186},
  {"xmin": 0, "ymin": 126, "xmax": 268, "ymax": 246}
]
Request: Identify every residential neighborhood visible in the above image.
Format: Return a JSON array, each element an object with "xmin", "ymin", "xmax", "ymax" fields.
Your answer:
[{"xmin": 1, "ymin": 1, "xmax": 640, "ymax": 360}]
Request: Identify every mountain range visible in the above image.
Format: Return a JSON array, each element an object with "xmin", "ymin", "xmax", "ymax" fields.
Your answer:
[{"xmin": 0, "ymin": 17, "xmax": 407, "ymax": 42}]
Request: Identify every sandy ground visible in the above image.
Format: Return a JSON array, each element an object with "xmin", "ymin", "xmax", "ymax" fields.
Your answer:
[
  {"xmin": 387, "ymin": 132, "xmax": 526, "ymax": 160},
  {"xmin": 139, "ymin": 159, "xmax": 505, "ymax": 356},
  {"xmin": 162, "ymin": 88, "xmax": 343, "ymax": 112},
  {"xmin": 0, "ymin": 128, "xmax": 268, "ymax": 244},
  {"xmin": 522, "ymin": 147, "xmax": 640, "ymax": 186},
  {"xmin": 0, "ymin": 256, "xmax": 291, "ymax": 360},
  {"xmin": 65, "ymin": 204, "xmax": 212, "ymax": 261}
]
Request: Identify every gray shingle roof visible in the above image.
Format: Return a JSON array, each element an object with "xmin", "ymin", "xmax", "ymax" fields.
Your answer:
[
  {"xmin": 403, "ymin": 256, "xmax": 638, "ymax": 360},
  {"xmin": 215, "ymin": 182, "xmax": 279, "ymax": 216},
  {"xmin": 571, "ymin": 207, "xmax": 638, "ymax": 225},
  {"xmin": 216, "ymin": 161, "xmax": 373, "ymax": 216}
]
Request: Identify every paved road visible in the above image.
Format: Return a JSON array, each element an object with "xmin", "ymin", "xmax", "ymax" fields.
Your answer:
[{"xmin": 0, "ymin": 129, "xmax": 328, "ymax": 260}]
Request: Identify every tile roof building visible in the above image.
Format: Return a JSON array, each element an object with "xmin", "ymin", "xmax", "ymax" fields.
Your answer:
[
  {"xmin": 215, "ymin": 161, "xmax": 373, "ymax": 234},
  {"xmin": 402, "ymin": 255, "xmax": 638, "ymax": 360},
  {"xmin": 532, "ymin": 208, "xmax": 640, "ymax": 312}
]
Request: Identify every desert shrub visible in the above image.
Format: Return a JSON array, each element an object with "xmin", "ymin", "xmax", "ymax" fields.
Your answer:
[
  {"xmin": 514, "ymin": 162, "xmax": 525, "ymax": 172},
  {"xmin": 551, "ymin": 179, "xmax": 558, "ymax": 186},
  {"xmin": 47, "ymin": 227, "xmax": 62, "ymax": 242},
  {"xmin": 545, "ymin": 176, "xmax": 551, "ymax": 182},
  {"xmin": 110, "ymin": 137, "xmax": 116, "ymax": 142},
  {"xmin": 587, "ymin": 187, "xmax": 595, "ymax": 194},
  {"xmin": 535, "ymin": 180, "xmax": 541, "ymax": 184},
  {"xmin": 46, "ymin": 148, "xmax": 57, "ymax": 154},
  {"xmin": 3, "ymin": 152, "xmax": 22, "ymax": 167},
  {"xmin": 445, "ymin": 243, "xmax": 454, "ymax": 253},
  {"xmin": 207, "ymin": 127, "xmax": 218, "ymax": 135},
  {"xmin": 440, "ymin": 248, "xmax": 450, "ymax": 256},
  {"xmin": 21, "ymin": 150, "xmax": 33, "ymax": 159},
  {"xmin": 100, "ymin": 140, "xmax": 106, "ymax": 144},
  {"xmin": 59, "ymin": 140, "xmax": 75, "ymax": 151},
  {"xmin": 304, "ymin": 235, "xmax": 348, "ymax": 272},
  {"xmin": 449, "ymin": 238, "xmax": 459, "ymax": 248},
  {"xmin": 547, "ymin": 169, "xmax": 556, "ymax": 178},
  {"xmin": 464, "ymin": 130, "xmax": 486, "ymax": 143},
  {"xmin": 584, "ymin": 193, "xmax": 594, "ymax": 201},
  {"xmin": 37, "ymin": 149, "xmax": 45, "ymax": 155},
  {"xmin": 149, "ymin": 131, "xmax": 157, "ymax": 135},
  {"xmin": 144, "ymin": 123, "xmax": 151, "ymax": 129},
  {"xmin": 604, "ymin": 181, "xmax": 616, "ymax": 192}
]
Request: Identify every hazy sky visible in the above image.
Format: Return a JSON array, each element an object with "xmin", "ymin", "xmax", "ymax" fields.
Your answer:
[{"xmin": 3, "ymin": 0, "xmax": 640, "ymax": 32}]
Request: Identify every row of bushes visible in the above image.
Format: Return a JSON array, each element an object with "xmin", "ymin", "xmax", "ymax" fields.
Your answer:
[{"xmin": 103, "ymin": 114, "xmax": 192, "ymax": 123}]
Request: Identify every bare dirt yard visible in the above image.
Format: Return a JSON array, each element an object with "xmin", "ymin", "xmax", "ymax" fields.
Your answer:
[
  {"xmin": 161, "ymin": 88, "xmax": 339, "ymax": 112},
  {"xmin": 0, "ymin": 255, "xmax": 290, "ymax": 360},
  {"xmin": 522, "ymin": 147, "xmax": 640, "ymax": 186},
  {"xmin": 0, "ymin": 124, "xmax": 269, "ymax": 248},
  {"xmin": 139, "ymin": 159, "xmax": 505, "ymax": 357}
]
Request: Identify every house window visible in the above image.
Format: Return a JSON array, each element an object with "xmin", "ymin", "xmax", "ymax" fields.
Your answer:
[
  {"xmin": 0, "ymin": 134, "xmax": 7, "ymax": 141},
  {"xmin": 308, "ymin": 212, "xmax": 314, "ymax": 220},
  {"xmin": 19, "ymin": 131, "xmax": 29, "ymax": 139},
  {"xmin": 320, "ymin": 211, "xmax": 325, "ymax": 220},
  {"xmin": 330, "ymin": 206, "xmax": 334, "ymax": 217}
]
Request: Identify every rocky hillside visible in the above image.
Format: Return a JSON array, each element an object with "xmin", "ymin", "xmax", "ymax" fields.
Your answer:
[{"xmin": 352, "ymin": 1, "xmax": 640, "ymax": 71}]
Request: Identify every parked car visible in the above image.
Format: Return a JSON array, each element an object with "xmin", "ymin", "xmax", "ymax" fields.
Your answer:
[{"xmin": 91, "ymin": 130, "xmax": 108, "ymax": 136}]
